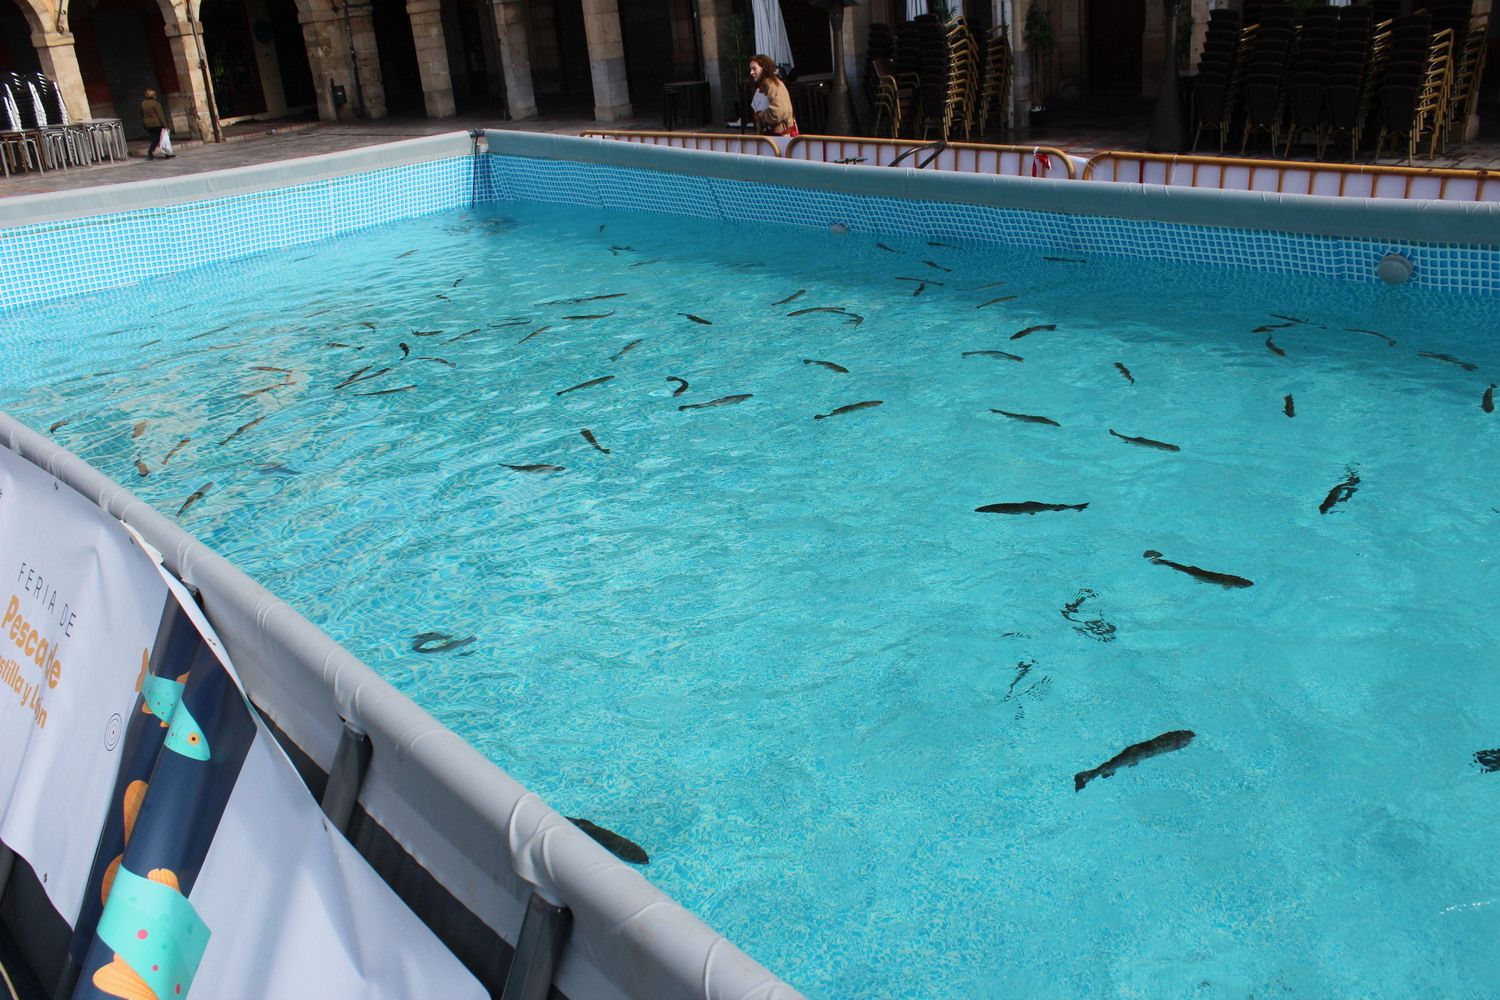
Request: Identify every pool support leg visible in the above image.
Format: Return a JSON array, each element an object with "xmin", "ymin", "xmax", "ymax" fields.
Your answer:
[
  {"xmin": 500, "ymin": 891, "xmax": 572, "ymax": 1000},
  {"xmin": 319, "ymin": 720, "xmax": 373, "ymax": 836}
]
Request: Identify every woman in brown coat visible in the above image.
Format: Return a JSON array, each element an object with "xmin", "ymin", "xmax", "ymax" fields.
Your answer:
[{"xmin": 748, "ymin": 55, "xmax": 798, "ymax": 137}]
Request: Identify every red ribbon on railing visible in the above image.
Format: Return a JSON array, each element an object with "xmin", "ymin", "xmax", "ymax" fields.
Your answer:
[{"xmin": 1031, "ymin": 149, "xmax": 1052, "ymax": 178}]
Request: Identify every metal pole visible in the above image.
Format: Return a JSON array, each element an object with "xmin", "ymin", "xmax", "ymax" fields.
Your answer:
[
  {"xmin": 319, "ymin": 720, "xmax": 373, "ymax": 835},
  {"xmin": 499, "ymin": 892, "xmax": 572, "ymax": 1000},
  {"xmin": 826, "ymin": 4, "xmax": 854, "ymax": 135},
  {"xmin": 188, "ymin": 5, "xmax": 224, "ymax": 142}
]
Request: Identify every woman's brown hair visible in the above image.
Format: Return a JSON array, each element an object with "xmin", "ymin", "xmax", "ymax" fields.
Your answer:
[{"xmin": 750, "ymin": 54, "xmax": 782, "ymax": 93}]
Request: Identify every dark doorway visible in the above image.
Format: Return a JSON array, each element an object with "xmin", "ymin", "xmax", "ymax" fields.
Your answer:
[
  {"xmin": 371, "ymin": 0, "xmax": 424, "ymax": 114},
  {"xmin": 1087, "ymin": 0, "xmax": 1144, "ymax": 96},
  {"xmin": 267, "ymin": 0, "xmax": 315, "ymax": 107},
  {"xmin": 202, "ymin": 0, "xmax": 267, "ymax": 117},
  {"xmin": 780, "ymin": 0, "xmax": 831, "ymax": 77},
  {"xmin": 1, "ymin": 5, "xmax": 43, "ymax": 74},
  {"xmin": 70, "ymin": 0, "xmax": 179, "ymax": 136},
  {"xmin": 618, "ymin": 0, "xmax": 698, "ymax": 101},
  {"xmin": 445, "ymin": 0, "xmax": 506, "ymax": 111},
  {"xmin": 533, "ymin": 0, "xmax": 593, "ymax": 112}
]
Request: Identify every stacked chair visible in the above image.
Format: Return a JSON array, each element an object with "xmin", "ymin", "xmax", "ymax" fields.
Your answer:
[
  {"xmin": 1435, "ymin": 2, "xmax": 1487, "ymax": 146},
  {"xmin": 1281, "ymin": 6, "xmax": 1337, "ymax": 157},
  {"xmin": 1, "ymin": 71, "xmax": 124, "ymax": 177},
  {"xmin": 1190, "ymin": 8, "xmax": 1247, "ymax": 153},
  {"xmin": 1322, "ymin": 4, "xmax": 1376, "ymax": 161},
  {"xmin": 1238, "ymin": 4, "xmax": 1295, "ymax": 154},
  {"xmin": 1371, "ymin": 12, "xmax": 1436, "ymax": 160},
  {"xmin": 976, "ymin": 24, "xmax": 1013, "ymax": 137}
]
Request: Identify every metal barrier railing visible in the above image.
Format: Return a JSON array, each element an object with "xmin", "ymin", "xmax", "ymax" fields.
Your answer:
[
  {"xmin": 784, "ymin": 135, "xmax": 1077, "ymax": 179},
  {"xmin": 1082, "ymin": 151, "xmax": 1500, "ymax": 203},
  {"xmin": 579, "ymin": 130, "xmax": 782, "ymax": 156}
]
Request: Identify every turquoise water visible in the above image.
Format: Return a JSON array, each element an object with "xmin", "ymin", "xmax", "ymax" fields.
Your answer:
[{"xmin": 5, "ymin": 201, "xmax": 1500, "ymax": 998}]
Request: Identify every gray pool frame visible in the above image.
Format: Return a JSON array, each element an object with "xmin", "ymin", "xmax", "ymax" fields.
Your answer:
[{"xmin": 2, "ymin": 129, "xmax": 1498, "ymax": 1000}]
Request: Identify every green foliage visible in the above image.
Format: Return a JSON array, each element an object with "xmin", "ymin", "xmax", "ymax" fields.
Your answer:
[
  {"xmin": 723, "ymin": 12, "xmax": 751, "ymax": 69},
  {"xmin": 1024, "ymin": 2, "xmax": 1055, "ymax": 55}
]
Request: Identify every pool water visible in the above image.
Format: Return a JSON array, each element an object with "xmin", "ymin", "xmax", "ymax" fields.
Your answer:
[{"xmin": 5, "ymin": 200, "xmax": 1500, "ymax": 998}]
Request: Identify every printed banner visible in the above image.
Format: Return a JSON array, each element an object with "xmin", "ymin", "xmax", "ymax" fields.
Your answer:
[
  {"xmin": 0, "ymin": 447, "xmax": 169, "ymax": 922},
  {"xmin": 1, "ymin": 446, "xmax": 484, "ymax": 998}
]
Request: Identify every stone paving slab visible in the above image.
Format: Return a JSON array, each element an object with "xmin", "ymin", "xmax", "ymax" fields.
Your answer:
[{"xmin": 2, "ymin": 106, "xmax": 1496, "ymax": 200}]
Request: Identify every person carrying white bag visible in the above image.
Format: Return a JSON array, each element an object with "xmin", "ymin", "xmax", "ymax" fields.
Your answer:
[{"xmin": 140, "ymin": 88, "xmax": 175, "ymax": 160}]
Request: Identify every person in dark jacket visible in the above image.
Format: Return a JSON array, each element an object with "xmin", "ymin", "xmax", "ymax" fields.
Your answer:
[{"xmin": 140, "ymin": 89, "xmax": 173, "ymax": 160}]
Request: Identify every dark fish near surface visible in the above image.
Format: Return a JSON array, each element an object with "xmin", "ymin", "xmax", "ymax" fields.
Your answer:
[
  {"xmin": 219, "ymin": 415, "xmax": 266, "ymax": 447},
  {"xmin": 399, "ymin": 342, "xmax": 411, "ymax": 358},
  {"xmin": 563, "ymin": 311, "xmax": 615, "ymax": 320},
  {"xmin": 1418, "ymin": 351, "xmax": 1478, "ymax": 372},
  {"xmin": 928, "ymin": 241, "xmax": 959, "ymax": 249},
  {"xmin": 434, "ymin": 293, "xmax": 449, "ymax": 301},
  {"xmin": 803, "ymin": 359, "xmax": 849, "ymax": 373},
  {"xmin": 814, "ymin": 400, "xmax": 883, "ymax": 420},
  {"xmin": 452, "ymin": 276, "xmax": 465, "ymax": 287},
  {"xmin": 48, "ymin": 419, "xmax": 69, "ymax": 434},
  {"xmin": 773, "ymin": 289, "xmax": 807, "ymax": 306},
  {"xmin": 666, "ymin": 376, "xmax": 690, "ymax": 397},
  {"xmin": 567, "ymin": 817, "xmax": 649, "ymax": 864},
  {"xmin": 335, "ymin": 365, "xmax": 391, "ymax": 389},
  {"xmin": 162, "ymin": 437, "xmax": 190, "ymax": 464},
  {"xmin": 411, "ymin": 329, "xmax": 443, "ymax": 337},
  {"xmin": 976, "ymin": 501, "xmax": 1088, "ymax": 515},
  {"xmin": 923, "ymin": 260, "xmax": 952, "ymax": 272},
  {"xmin": 788, "ymin": 306, "xmax": 850, "ymax": 317},
  {"xmin": 991, "ymin": 409, "xmax": 1060, "ymax": 426},
  {"xmin": 176, "ymin": 482, "xmax": 213, "ymax": 517},
  {"xmin": 1114, "ymin": 362, "xmax": 1135, "ymax": 385},
  {"xmin": 414, "ymin": 357, "xmax": 455, "ymax": 367},
  {"xmin": 963, "ymin": 350, "xmax": 1024, "ymax": 362},
  {"xmin": 1074, "ymin": 730, "xmax": 1194, "ymax": 792},
  {"xmin": 680, "ymin": 313, "xmax": 713, "ymax": 325},
  {"xmin": 1482, "ymin": 384, "xmax": 1495, "ymax": 413},
  {"xmin": 557, "ymin": 376, "xmax": 615, "ymax": 396},
  {"xmin": 258, "ymin": 463, "xmax": 299, "ymax": 477},
  {"xmin": 444, "ymin": 328, "xmax": 483, "ymax": 344},
  {"xmin": 1475, "ymin": 748, "xmax": 1500, "ymax": 773},
  {"xmin": 977, "ymin": 296, "xmax": 1018, "ymax": 308},
  {"xmin": 875, "ymin": 242, "xmax": 900, "ymax": 253},
  {"xmin": 501, "ymin": 464, "xmax": 565, "ymax": 473},
  {"xmin": 1284, "ymin": 394, "xmax": 1296, "ymax": 418},
  {"xmin": 961, "ymin": 280, "xmax": 1008, "ymax": 290},
  {"xmin": 134, "ymin": 459, "xmax": 150, "ymax": 478},
  {"xmin": 1142, "ymin": 550, "xmax": 1253, "ymax": 588},
  {"xmin": 1270, "ymin": 313, "xmax": 1307, "ymax": 324},
  {"xmin": 581, "ymin": 429, "xmax": 610, "ymax": 454},
  {"xmin": 411, "ymin": 631, "xmax": 477, "ymax": 653},
  {"xmin": 518, "ymin": 325, "xmax": 552, "ymax": 344},
  {"xmin": 358, "ymin": 385, "xmax": 416, "ymax": 396},
  {"xmin": 132, "ymin": 420, "xmax": 147, "ymax": 439},
  {"xmin": 610, "ymin": 339, "xmax": 643, "ymax": 362},
  {"xmin": 1043, "ymin": 256, "xmax": 1086, "ymax": 263},
  {"xmin": 250, "ymin": 365, "xmax": 293, "ymax": 373},
  {"xmin": 1319, "ymin": 468, "xmax": 1360, "ymax": 515},
  {"xmin": 1010, "ymin": 323, "xmax": 1057, "ymax": 341},
  {"xmin": 895, "ymin": 276, "xmax": 942, "ymax": 285},
  {"xmin": 1344, "ymin": 327, "xmax": 1396, "ymax": 347},
  {"xmin": 912, "ymin": 282, "xmax": 927, "ymax": 296},
  {"xmin": 679, "ymin": 394, "xmax": 752, "ymax": 411},
  {"xmin": 1109, "ymin": 428, "xmax": 1181, "ymax": 452},
  {"xmin": 396, "ymin": 249, "xmax": 417, "ymax": 259},
  {"xmin": 1265, "ymin": 335, "xmax": 1286, "ymax": 357}
]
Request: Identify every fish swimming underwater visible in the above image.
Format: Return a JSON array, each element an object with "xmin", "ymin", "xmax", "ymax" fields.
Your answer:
[
  {"xmin": 610, "ymin": 339, "xmax": 643, "ymax": 362},
  {"xmin": 1474, "ymin": 748, "xmax": 1500, "ymax": 773},
  {"xmin": 1284, "ymin": 394, "xmax": 1296, "ymax": 418},
  {"xmin": 975, "ymin": 501, "xmax": 1088, "ymax": 515},
  {"xmin": 1010, "ymin": 323, "xmax": 1057, "ymax": 341},
  {"xmin": 1074, "ymin": 730, "xmax": 1194, "ymax": 791},
  {"xmin": 501, "ymin": 464, "xmax": 565, "ymax": 473},
  {"xmin": 665, "ymin": 376, "xmax": 690, "ymax": 396},
  {"xmin": 1483, "ymin": 384, "xmax": 1495, "ymax": 413},
  {"xmin": 977, "ymin": 296, "xmax": 1018, "ymax": 308},
  {"xmin": 814, "ymin": 401, "xmax": 883, "ymax": 420},
  {"xmin": 176, "ymin": 482, "xmax": 213, "ymax": 517},
  {"xmin": 680, "ymin": 313, "xmax": 713, "ymax": 325},
  {"xmin": 991, "ymin": 409, "xmax": 1060, "ymax": 426},
  {"xmin": 581, "ymin": 429, "xmax": 610, "ymax": 454},
  {"xmin": 1418, "ymin": 351, "xmax": 1478, "ymax": 372},
  {"xmin": 803, "ymin": 359, "xmax": 850, "ymax": 373},
  {"xmin": 218, "ymin": 415, "xmax": 266, "ymax": 447},
  {"xmin": 1319, "ymin": 468, "xmax": 1360, "ymax": 514},
  {"xmin": 963, "ymin": 350, "xmax": 1024, "ymax": 362},
  {"xmin": 1142, "ymin": 550, "xmax": 1253, "ymax": 588},
  {"xmin": 773, "ymin": 289, "xmax": 807, "ymax": 306},
  {"xmin": 557, "ymin": 376, "xmax": 615, "ymax": 396},
  {"xmin": 1265, "ymin": 335, "xmax": 1286, "ymax": 357},
  {"xmin": 567, "ymin": 817, "xmax": 649, "ymax": 864},
  {"xmin": 1109, "ymin": 428, "xmax": 1181, "ymax": 452},
  {"xmin": 1114, "ymin": 362, "xmax": 1134, "ymax": 385},
  {"xmin": 411, "ymin": 632, "xmax": 477, "ymax": 653},
  {"xmin": 678, "ymin": 394, "xmax": 753, "ymax": 411}
]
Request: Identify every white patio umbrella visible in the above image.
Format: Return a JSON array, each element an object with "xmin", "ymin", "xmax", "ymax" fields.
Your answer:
[{"xmin": 753, "ymin": 0, "xmax": 796, "ymax": 70}]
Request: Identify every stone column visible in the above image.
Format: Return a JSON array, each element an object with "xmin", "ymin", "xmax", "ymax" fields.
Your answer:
[
  {"xmin": 162, "ymin": 20, "xmax": 215, "ymax": 140},
  {"xmin": 407, "ymin": 0, "xmax": 456, "ymax": 118},
  {"xmin": 696, "ymin": 0, "xmax": 730, "ymax": 123},
  {"xmin": 30, "ymin": 32, "xmax": 92, "ymax": 121},
  {"xmin": 580, "ymin": 0, "xmax": 631, "ymax": 122},
  {"xmin": 491, "ymin": 0, "xmax": 537, "ymax": 119},
  {"xmin": 300, "ymin": 7, "xmax": 388, "ymax": 120},
  {"xmin": 246, "ymin": 0, "xmax": 288, "ymax": 114}
]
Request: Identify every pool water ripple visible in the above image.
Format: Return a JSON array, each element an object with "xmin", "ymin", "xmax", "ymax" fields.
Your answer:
[{"xmin": 4, "ymin": 199, "xmax": 1499, "ymax": 998}]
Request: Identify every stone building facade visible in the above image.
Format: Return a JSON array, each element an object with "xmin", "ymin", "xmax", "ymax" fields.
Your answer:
[{"xmin": 0, "ymin": 0, "xmax": 1490, "ymax": 141}]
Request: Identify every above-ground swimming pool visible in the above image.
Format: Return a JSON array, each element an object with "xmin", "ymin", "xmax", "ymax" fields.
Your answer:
[{"xmin": 4, "ymin": 153, "xmax": 1499, "ymax": 998}]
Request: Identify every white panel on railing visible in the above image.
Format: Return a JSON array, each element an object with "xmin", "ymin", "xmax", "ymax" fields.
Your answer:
[{"xmin": 1406, "ymin": 176, "xmax": 1445, "ymax": 200}]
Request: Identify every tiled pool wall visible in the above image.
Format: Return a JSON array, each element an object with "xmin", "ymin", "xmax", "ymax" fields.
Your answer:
[
  {"xmin": 4, "ymin": 136, "xmax": 1500, "ymax": 314},
  {"xmin": 479, "ymin": 153, "xmax": 1500, "ymax": 295},
  {"xmin": 0, "ymin": 155, "xmax": 476, "ymax": 312}
]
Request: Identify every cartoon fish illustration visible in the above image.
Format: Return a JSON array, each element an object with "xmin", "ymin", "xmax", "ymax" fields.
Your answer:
[
  {"xmin": 164, "ymin": 703, "xmax": 210, "ymax": 761},
  {"xmin": 139, "ymin": 673, "xmax": 186, "ymax": 725}
]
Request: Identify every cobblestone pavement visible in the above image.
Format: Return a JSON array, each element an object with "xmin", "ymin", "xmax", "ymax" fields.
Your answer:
[{"xmin": 2, "ymin": 101, "xmax": 1497, "ymax": 199}]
